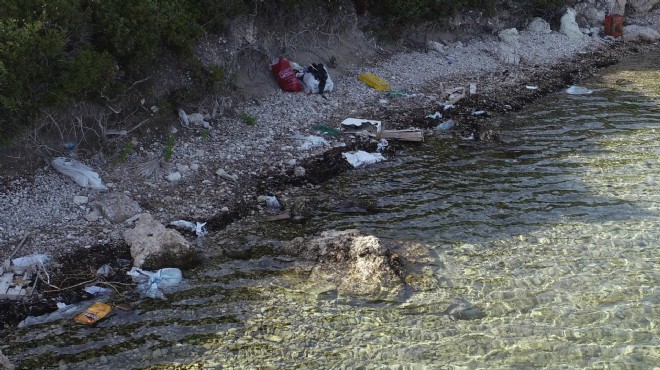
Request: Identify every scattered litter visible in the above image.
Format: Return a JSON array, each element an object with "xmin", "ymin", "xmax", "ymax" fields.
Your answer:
[
  {"xmin": 313, "ymin": 124, "xmax": 342, "ymax": 137},
  {"xmin": 444, "ymin": 87, "xmax": 466, "ymax": 104},
  {"xmin": 341, "ymin": 118, "xmax": 382, "ymax": 133},
  {"xmin": 1, "ymin": 270, "xmax": 36, "ymax": 301},
  {"xmin": 443, "ymin": 104, "xmax": 455, "ymax": 110},
  {"xmin": 272, "ymin": 57, "xmax": 303, "ymax": 92},
  {"xmin": 18, "ymin": 301, "xmax": 89, "ymax": 327},
  {"xmin": 74, "ymin": 301, "xmax": 112, "ymax": 324},
  {"xmin": 96, "ymin": 264, "xmax": 113, "ymax": 277},
  {"xmin": 301, "ymin": 63, "xmax": 334, "ymax": 94},
  {"xmin": 472, "ymin": 110, "xmax": 488, "ymax": 116},
  {"xmin": 258, "ymin": 195, "xmax": 281, "ymax": 211},
  {"xmin": 426, "ymin": 112, "xmax": 443, "ymax": 119},
  {"xmin": 358, "ymin": 72, "xmax": 390, "ymax": 90},
  {"xmin": 216, "ymin": 168, "xmax": 238, "ymax": 182},
  {"xmin": 436, "ymin": 119, "xmax": 456, "ymax": 131},
  {"xmin": 462, "ymin": 133, "xmax": 475, "ymax": 141},
  {"xmin": 170, "ymin": 220, "xmax": 207, "ymax": 237},
  {"xmin": 469, "ymin": 83, "xmax": 477, "ymax": 95},
  {"xmin": 51, "ymin": 157, "xmax": 107, "ymax": 190},
  {"xmin": 526, "ymin": 85, "xmax": 539, "ymax": 90},
  {"xmin": 566, "ymin": 85, "xmax": 593, "ymax": 95},
  {"xmin": 379, "ymin": 98, "xmax": 389, "ymax": 105},
  {"xmin": 292, "ymin": 134, "xmax": 329, "ymax": 150},
  {"xmin": 377, "ymin": 139, "xmax": 389, "ymax": 152},
  {"xmin": 127, "ymin": 267, "xmax": 183, "ymax": 299},
  {"xmin": 342, "ymin": 151, "xmax": 386, "ymax": 168},
  {"xmin": 12, "ymin": 254, "xmax": 48, "ymax": 268},
  {"xmin": 83, "ymin": 285, "xmax": 113, "ymax": 295}
]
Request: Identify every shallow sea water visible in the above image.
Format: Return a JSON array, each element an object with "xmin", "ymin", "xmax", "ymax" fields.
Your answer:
[{"xmin": 2, "ymin": 53, "xmax": 659, "ymax": 369}]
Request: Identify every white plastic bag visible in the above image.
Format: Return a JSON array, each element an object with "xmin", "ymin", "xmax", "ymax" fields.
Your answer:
[
  {"xmin": 51, "ymin": 157, "xmax": 107, "ymax": 189},
  {"xmin": 342, "ymin": 151, "xmax": 386, "ymax": 168},
  {"xmin": 127, "ymin": 267, "xmax": 183, "ymax": 299}
]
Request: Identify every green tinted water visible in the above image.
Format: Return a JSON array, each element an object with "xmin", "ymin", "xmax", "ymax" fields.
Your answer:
[{"xmin": 2, "ymin": 52, "xmax": 659, "ymax": 369}]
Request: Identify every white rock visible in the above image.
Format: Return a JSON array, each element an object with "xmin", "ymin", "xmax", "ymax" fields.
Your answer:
[
  {"xmin": 166, "ymin": 172, "xmax": 182, "ymax": 182},
  {"xmin": 73, "ymin": 195, "xmax": 88, "ymax": 205},
  {"xmin": 560, "ymin": 8, "xmax": 584, "ymax": 41},
  {"xmin": 527, "ymin": 17, "xmax": 552, "ymax": 34},
  {"xmin": 216, "ymin": 168, "xmax": 238, "ymax": 182},
  {"xmin": 294, "ymin": 166, "xmax": 306, "ymax": 177},
  {"xmin": 498, "ymin": 28, "xmax": 521, "ymax": 49},
  {"xmin": 623, "ymin": 25, "xmax": 660, "ymax": 41}
]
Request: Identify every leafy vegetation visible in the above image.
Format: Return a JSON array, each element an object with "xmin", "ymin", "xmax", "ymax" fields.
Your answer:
[
  {"xmin": 163, "ymin": 134, "xmax": 176, "ymax": 162},
  {"xmin": 240, "ymin": 111, "xmax": 257, "ymax": 126}
]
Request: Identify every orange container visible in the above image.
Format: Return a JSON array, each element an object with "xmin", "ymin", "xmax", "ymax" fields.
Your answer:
[{"xmin": 604, "ymin": 15, "xmax": 624, "ymax": 37}]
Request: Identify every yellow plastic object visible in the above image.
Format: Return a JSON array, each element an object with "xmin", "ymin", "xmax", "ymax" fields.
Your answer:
[
  {"xmin": 358, "ymin": 72, "xmax": 391, "ymax": 91},
  {"xmin": 74, "ymin": 302, "xmax": 112, "ymax": 324}
]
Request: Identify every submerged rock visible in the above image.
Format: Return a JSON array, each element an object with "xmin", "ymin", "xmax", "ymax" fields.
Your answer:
[
  {"xmin": 283, "ymin": 229, "xmax": 405, "ymax": 298},
  {"xmin": 282, "ymin": 229, "xmax": 443, "ymax": 300},
  {"xmin": 442, "ymin": 299, "xmax": 486, "ymax": 321}
]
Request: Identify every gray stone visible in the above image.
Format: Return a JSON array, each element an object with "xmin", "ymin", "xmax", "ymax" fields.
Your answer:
[
  {"xmin": 0, "ymin": 348, "xmax": 15, "ymax": 370},
  {"xmin": 623, "ymin": 25, "xmax": 660, "ymax": 41},
  {"xmin": 560, "ymin": 8, "xmax": 584, "ymax": 41},
  {"xmin": 294, "ymin": 166, "xmax": 306, "ymax": 177},
  {"xmin": 123, "ymin": 213, "xmax": 199, "ymax": 270},
  {"xmin": 498, "ymin": 44, "xmax": 521, "ymax": 65},
  {"xmin": 527, "ymin": 18, "xmax": 552, "ymax": 34},
  {"xmin": 84, "ymin": 211, "xmax": 100, "ymax": 222},
  {"xmin": 91, "ymin": 192, "xmax": 142, "ymax": 224},
  {"xmin": 73, "ymin": 195, "xmax": 88, "ymax": 205},
  {"xmin": 607, "ymin": 0, "xmax": 627, "ymax": 14},
  {"xmin": 498, "ymin": 28, "xmax": 521, "ymax": 49},
  {"xmin": 166, "ymin": 172, "xmax": 182, "ymax": 182},
  {"xmin": 628, "ymin": 0, "xmax": 659, "ymax": 12}
]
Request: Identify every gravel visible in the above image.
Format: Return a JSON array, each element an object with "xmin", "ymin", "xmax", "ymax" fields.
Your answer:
[{"xmin": 1, "ymin": 11, "xmax": 658, "ymax": 262}]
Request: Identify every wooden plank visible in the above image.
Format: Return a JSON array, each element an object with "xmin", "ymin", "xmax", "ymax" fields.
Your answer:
[
  {"xmin": 6, "ymin": 284, "xmax": 24, "ymax": 300},
  {"xmin": 379, "ymin": 129, "xmax": 424, "ymax": 142},
  {"xmin": 0, "ymin": 272, "xmax": 13, "ymax": 296}
]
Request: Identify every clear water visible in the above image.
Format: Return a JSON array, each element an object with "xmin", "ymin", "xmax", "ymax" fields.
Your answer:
[{"xmin": 2, "ymin": 53, "xmax": 659, "ymax": 369}]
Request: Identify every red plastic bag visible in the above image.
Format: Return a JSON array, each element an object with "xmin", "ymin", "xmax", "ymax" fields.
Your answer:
[{"xmin": 271, "ymin": 57, "xmax": 303, "ymax": 92}]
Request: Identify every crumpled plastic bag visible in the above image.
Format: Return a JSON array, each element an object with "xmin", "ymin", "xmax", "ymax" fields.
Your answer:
[
  {"xmin": 170, "ymin": 220, "xmax": 207, "ymax": 237},
  {"xmin": 51, "ymin": 157, "xmax": 107, "ymax": 189},
  {"xmin": 127, "ymin": 267, "xmax": 182, "ymax": 299},
  {"xmin": 342, "ymin": 151, "xmax": 386, "ymax": 168},
  {"xmin": 12, "ymin": 253, "xmax": 49, "ymax": 268}
]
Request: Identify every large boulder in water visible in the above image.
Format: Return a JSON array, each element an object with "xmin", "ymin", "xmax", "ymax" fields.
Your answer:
[
  {"xmin": 283, "ymin": 229, "xmax": 404, "ymax": 298},
  {"xmin": 282, "ymin": 229, "xmax": 443, "ymax": 299}
]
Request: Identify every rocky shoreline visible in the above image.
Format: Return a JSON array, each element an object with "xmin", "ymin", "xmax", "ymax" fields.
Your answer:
[{"xmin": 1, "ymin": 9, "xmax": 659, "ymax": 330}]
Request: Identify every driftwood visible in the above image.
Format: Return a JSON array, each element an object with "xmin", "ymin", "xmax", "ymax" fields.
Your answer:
[{"xmin": 376, "ymin": 129, "xmax": 424, "ymax": 142}]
